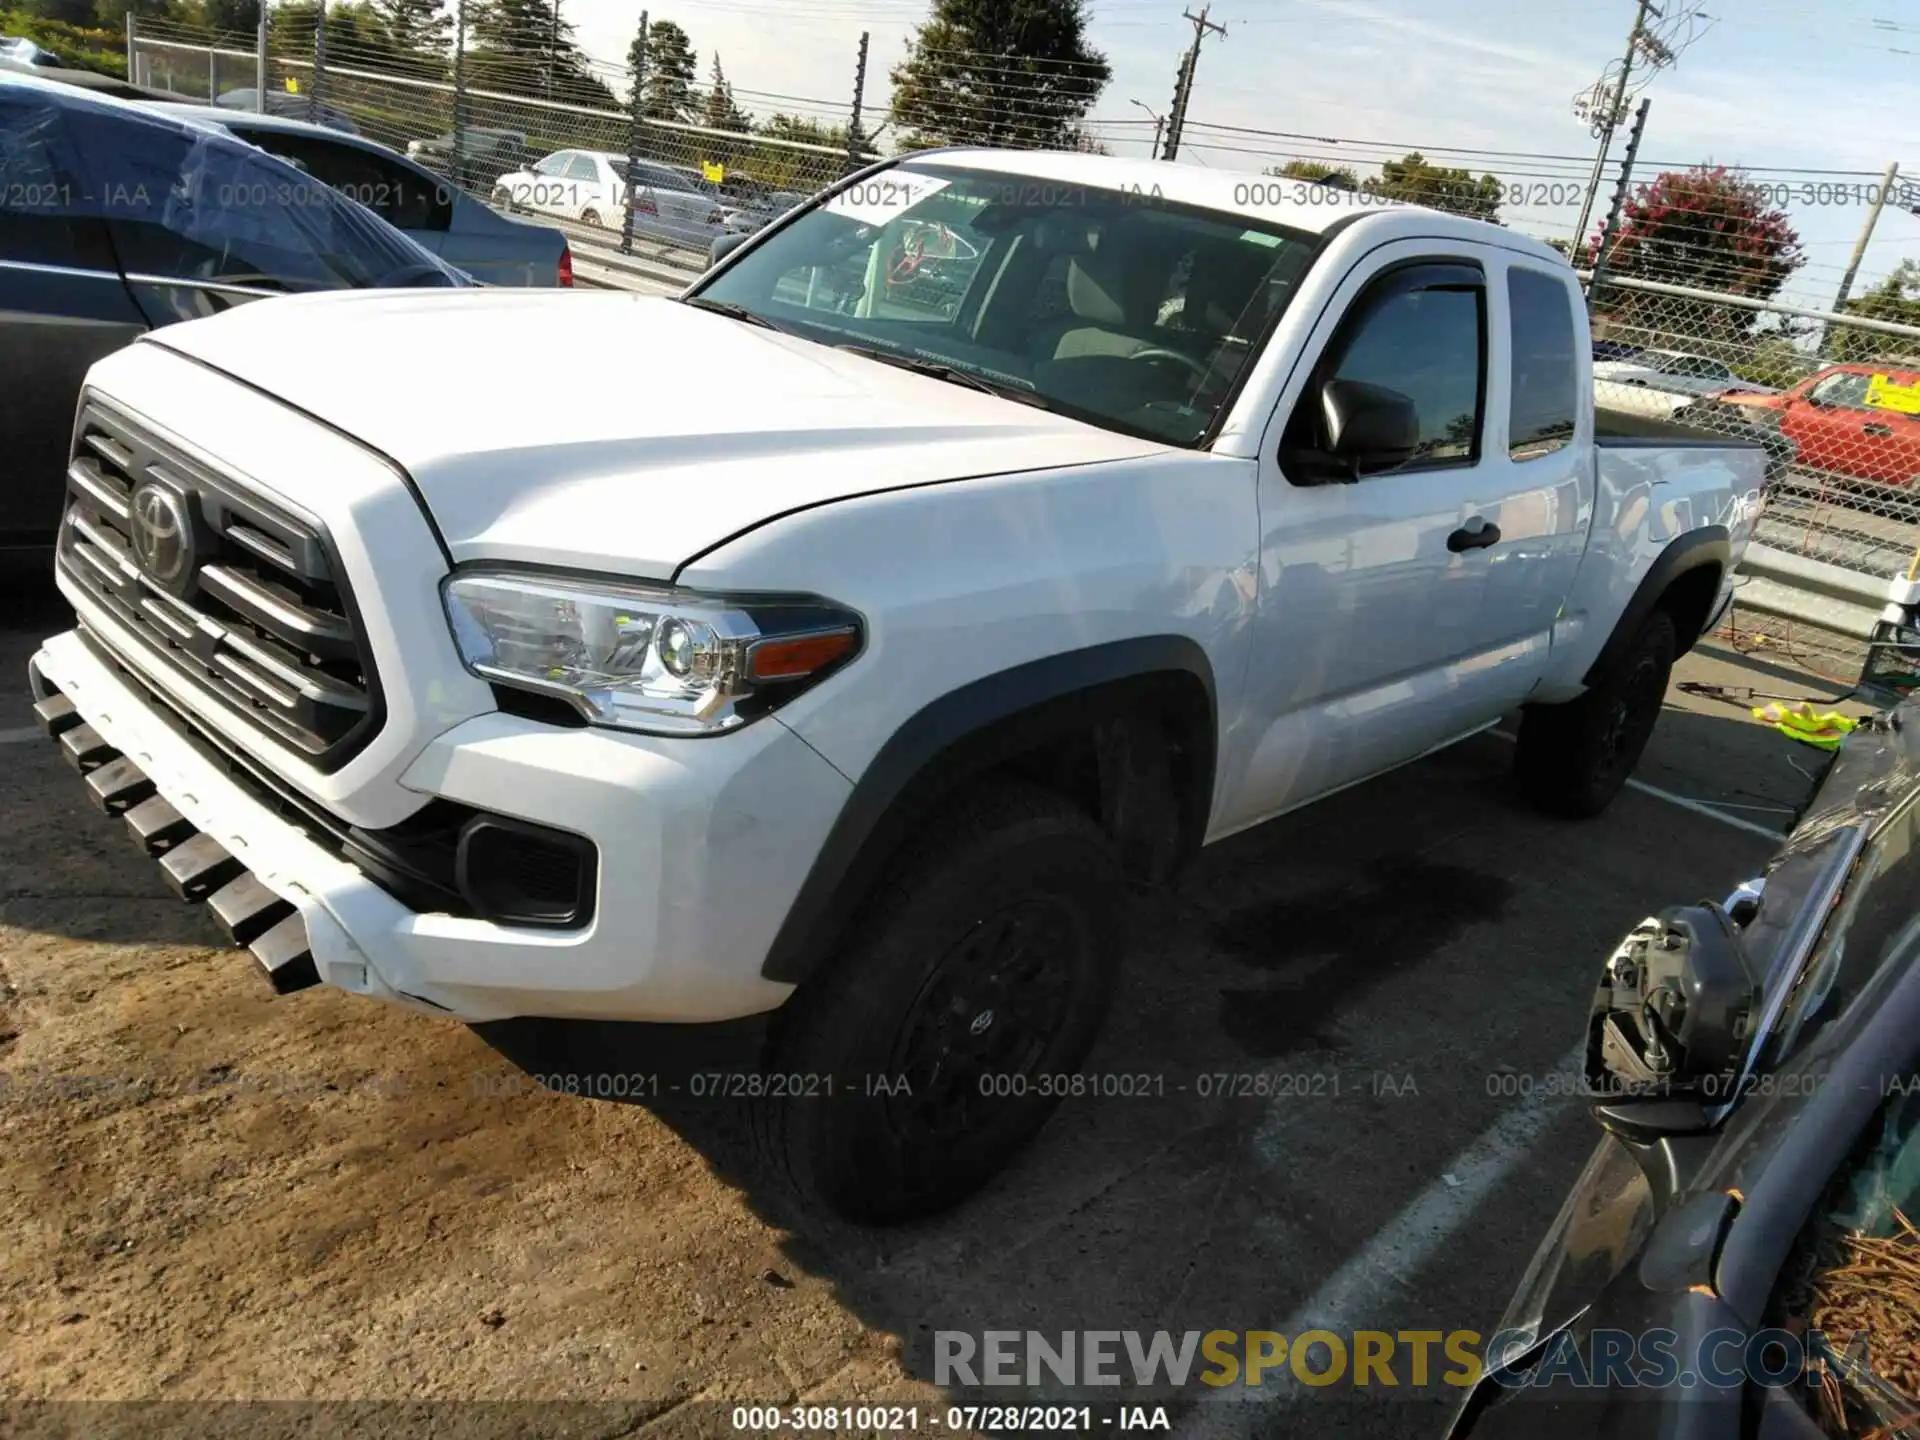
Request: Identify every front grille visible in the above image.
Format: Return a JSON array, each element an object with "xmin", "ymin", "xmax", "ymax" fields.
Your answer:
[{"xmin": 56, "ymin": 398, "xmax": 382, "ymax": 772}]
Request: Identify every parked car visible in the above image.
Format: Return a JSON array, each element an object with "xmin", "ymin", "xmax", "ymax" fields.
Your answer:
[
  {"xmin": 406, "ymin": 126, "xmax": 529, "ymax": 192},
  {"xmin": 0, "ymin": 71, "xmax": 471, "ymax": 553},
  {"xmin": 1591, "ymin": 339, "xmax": 1646, "ymax": 364},
  {"xmin": 146, "ymin": 104, "xmax": 571, "ymax": 287},
  {"xmin": 0, "ymin": 37, "xmax": 58, "ymax": 66},
  {"xmin": 491, "ymin": 148, "xmax": 726, "ymax": 248},
  {"xmin": 1704, "ymin": 362, "xmax": 1920, "ymax": 488},
  {"xmin": 1446, "ymin": 697, "xmax": 1920, "ymax": 1440},
  {"xmin": 1594, "ymin": 346, "xmax": 1779, "ymax": 400},
  {"xmin": 27, "ymin": 150, "xmax": 1766, "ymax": 1227},
  {"xmin": 721, "ymin": 186, "xmax": 809, "ymax": 235},
  {"xmin": 0, "ymin": 54, "xmax": 191, "ymax": 101},
  {"xmin": 212, "ymin": 86, "xmax": 358, "ymax": 135}
]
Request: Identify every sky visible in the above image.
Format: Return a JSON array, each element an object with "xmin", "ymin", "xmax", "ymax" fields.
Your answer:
[{"xmin": 557, "ymin": 0, "xmax": 1920, "ymax": 308}]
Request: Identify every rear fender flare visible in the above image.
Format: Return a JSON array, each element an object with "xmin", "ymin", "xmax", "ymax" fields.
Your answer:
[{"xmin": 1582, "ymin": 526, "xmax": 1730, "ymax": 687}]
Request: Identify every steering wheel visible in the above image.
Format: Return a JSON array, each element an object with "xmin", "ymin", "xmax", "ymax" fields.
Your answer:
[
  {"xmin": 1126, "ymin": 347, "xmax": 1213, "ymax": 383},
  {"xmin": 887, "ymin": 227, "xmax": 928, "ymax": 285}
]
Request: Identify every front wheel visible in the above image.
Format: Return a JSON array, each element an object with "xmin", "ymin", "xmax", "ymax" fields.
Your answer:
[
  {"xmin": 1515, "ymin": 609, "xmax": 1677, "ymax": 819},
  {"xmin": 754, "ymin": 779, "xmax": 1124, "ymax": 1225},
  {"xmin": 491, "ymin": 185, "xmax": 515, "ymax": 212}
]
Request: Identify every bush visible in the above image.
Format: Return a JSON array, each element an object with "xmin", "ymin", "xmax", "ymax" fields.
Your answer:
[{"xmin": 0, "ymin": 8, "xmax": 126, "ymax": 76}]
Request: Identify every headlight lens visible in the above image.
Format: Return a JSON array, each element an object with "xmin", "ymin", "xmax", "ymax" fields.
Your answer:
[{"xmin": 443, "ymin": 570, "xmax": 860, "ymax": 735}]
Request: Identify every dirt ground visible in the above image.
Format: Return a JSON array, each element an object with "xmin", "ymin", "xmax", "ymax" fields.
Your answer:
[{"xmin": 0, "ymin": 581, "xmax": 1839, "ymax": 1439}]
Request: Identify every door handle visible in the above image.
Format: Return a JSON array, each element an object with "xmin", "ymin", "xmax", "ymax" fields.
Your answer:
[
  {"xmin": 1865, "ymin": 422, "xmax": 1894, "ymax": 437},
  {"xmin": 1448, "ymin": 519, "xmax": 1502, "ymax": 553}
]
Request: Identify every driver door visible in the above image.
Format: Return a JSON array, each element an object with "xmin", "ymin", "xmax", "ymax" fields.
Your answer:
[{"xmin": 1217, "ymin": 243, "xmax": 1578, "ymax": 835}]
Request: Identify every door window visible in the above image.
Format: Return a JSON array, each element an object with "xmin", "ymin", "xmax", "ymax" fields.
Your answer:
[
  {"xmin": 1281, "ymin": 261, "xmax": 1486, "ymax": 481},
  {"xmin": 532, "ymin": 152, "xmax": 571, "ymax": 177},
  {"xmin": 230, "ymin": 128, "xmax": 452, "ymax": 231},
  {"xmin": 1507, "ymin": 265, "xmax": 1577, "ymax": 460}
]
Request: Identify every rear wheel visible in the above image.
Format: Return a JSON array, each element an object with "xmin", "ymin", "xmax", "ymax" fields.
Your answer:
[
  {"xmin": 1515, "ymin": 609, "xmax": 1677, "ymax": 819},
  {"xmin": 580, "ymin": 207, "xmax": 603, "ymax": 228},
  {"xmin": 755, "ymin": 779, "xmax": 1123, "ymax": 1225}
]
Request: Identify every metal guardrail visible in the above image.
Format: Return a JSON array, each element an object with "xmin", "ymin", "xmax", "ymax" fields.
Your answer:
[
  {"xmin": 535, "ymin": 212, "xmax": 705, "ymax": 294},
  {"xmin": 1732, "ymin": 543, "xmax": 1891, "ymax": 641}
]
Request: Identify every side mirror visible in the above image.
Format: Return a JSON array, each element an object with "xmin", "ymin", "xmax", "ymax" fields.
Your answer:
[
  {"xmin": 709, "ymin": 232, "xmax": 750, "ymax": 268},
  {"xmin": 1321, "ymin": 378, "xmax": 1419, "ymax": 480}
]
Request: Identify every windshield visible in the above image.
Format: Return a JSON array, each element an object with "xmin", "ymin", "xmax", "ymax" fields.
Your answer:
[{"xmin": 692, "ymin": 162, "xmax": 1320, "ymax": 447}]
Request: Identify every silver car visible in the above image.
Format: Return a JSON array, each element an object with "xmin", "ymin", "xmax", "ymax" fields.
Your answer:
[
  {"xmin": 493, "ymin": 149, "xmax": 728, "ymax": 251},
  {"xmin": 148, "ymin": 103, "xmax": 574, "ymax": 287}
]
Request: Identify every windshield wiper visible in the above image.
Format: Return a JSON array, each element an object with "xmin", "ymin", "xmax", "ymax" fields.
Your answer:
[
  {"xmin": 834, "ymin": 343, "xmax": 1053, "ymax": 409},
  {"xmin": 677, "ymin": 296, "xmax": 789, "ymax": 332}
]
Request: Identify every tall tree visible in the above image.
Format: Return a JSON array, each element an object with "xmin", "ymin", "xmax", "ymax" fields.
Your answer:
[
  {"xmin": 699, "ymin": 55, "xmax": 749, "ymax": 132},
  {"xmin": 890, "ymin": 0, "xmax": 1109, "ymax": 151},
  {"xmin": 1831, "ymin": 259, "xmax": 1920, "ymax": 363},
  {"xmin": 369, "ymin": 0, "xmax": 450, "ymax": 60},
  {"xmin": 1268, "ymin": 159, "xmax": 1358, "ymax": 191},
  {"xmin": 630, "ymin": 18, "xmax": 696, "ymax": 121},
  {"xmin": 1595, "ymin": 164, "xmax": 1804, "ymax": 339},
  {"xmin": 1364, "ymin": 152, "xmax": 1502, "ymax": 222}
]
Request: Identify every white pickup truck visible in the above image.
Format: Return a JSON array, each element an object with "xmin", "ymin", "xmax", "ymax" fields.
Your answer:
[{"xmin": 30, "ymin": 150, "xmax": 1765, "ymax": 1224}]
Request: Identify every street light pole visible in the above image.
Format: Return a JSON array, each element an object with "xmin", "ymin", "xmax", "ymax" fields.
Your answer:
[{"xmin": 1130, "ymin": 98, "xmax": 1164, "ymax": 158}]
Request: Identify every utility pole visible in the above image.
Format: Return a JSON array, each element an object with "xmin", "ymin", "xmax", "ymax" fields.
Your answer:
[
  {"xmin": 1570, "ymin": 0, "xmax": 1663, "ymax": 254},
  {"xmin": 1587, "ymin": 95, "xmax": 1650, "ymax": 308},
  {"xmin": 845, "ymin": 31, "xmax": 869, "ymax": 175},
  {"xmin": 1834, "ymin": 161, "xmax": 1901, "ymax": 313},
  {"xmin": 1161, "ymin": 4, "xmax": 1225, "ymax": 162},
  {"xmin": 546, "ymin": 0, "xmax": 559, "ymax": 101}
]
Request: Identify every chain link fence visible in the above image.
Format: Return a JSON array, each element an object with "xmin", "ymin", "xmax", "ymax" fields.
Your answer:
[
  {"xmin": 119, "ymin": 16, "xmax": 1920, "ymax": 680},
  {"xmin": 127, "ymin": 9, "xmax": 870, "ymax": 282}
]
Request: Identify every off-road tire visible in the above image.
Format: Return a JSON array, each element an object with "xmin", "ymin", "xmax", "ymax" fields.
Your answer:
[
  {"xmin": 1515, "ymin": 609, "xmax": 1677, "ymax": 819},
  {"xmin": 754, "ymin": 779, "xmax": 1124, "ymax": 1226}
]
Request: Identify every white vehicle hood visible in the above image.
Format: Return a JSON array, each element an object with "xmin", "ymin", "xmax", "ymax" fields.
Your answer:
[{"xmin": 144, "ymin": 289, "xmax": 1168, "ymax": 576}]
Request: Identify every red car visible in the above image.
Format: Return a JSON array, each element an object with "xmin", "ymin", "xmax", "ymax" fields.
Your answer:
[{"xmin": 1711, "ymin": 362, "xmax": 1920, "ymax": 486}]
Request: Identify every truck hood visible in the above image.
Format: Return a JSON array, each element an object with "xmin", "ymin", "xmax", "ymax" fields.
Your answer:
[{"xmin": 144, "ymin": 289, "xmax": 1168, "ymax": 576}]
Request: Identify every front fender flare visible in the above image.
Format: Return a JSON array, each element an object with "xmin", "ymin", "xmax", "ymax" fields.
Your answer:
[{"xmin": 759, "ymin": 636, "xmax": 1218, "ymax": 986}]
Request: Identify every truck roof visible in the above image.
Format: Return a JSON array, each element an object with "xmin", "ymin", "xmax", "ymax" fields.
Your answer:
[{"xmin": 907, "ymin": 147, "xmax": 1568, "ymax": 266}]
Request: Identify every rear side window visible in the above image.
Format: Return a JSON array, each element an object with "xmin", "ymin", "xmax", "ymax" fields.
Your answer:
[
  {"xmin": 233, "ymin": 129, "xmax": 452, "ymax": 232},
  {"xmin": 1507, "ymin": 266, "xmax": 1578, "ymax": 460},
  {"xmin": 60, "ymin": 104, "xmax": 456, "ymax": 292},
  {"xmin": 0, "ymin": 90, "xmax": 116, "ymax": 270}
]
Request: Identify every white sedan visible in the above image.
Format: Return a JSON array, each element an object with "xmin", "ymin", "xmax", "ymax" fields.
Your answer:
[
  {"xmin": 1591, "ymin": 347, "xmax": 1778, "ymax": 400},
  {"xmin": 492, "ymin": 149, "xmax": 727, "ymax": 250}
]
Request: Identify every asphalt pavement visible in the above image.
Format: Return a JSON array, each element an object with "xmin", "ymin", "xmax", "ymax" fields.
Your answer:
[{"xmin": 0, "ymin": 572, "xmax": 1844, "ymax": 1437}]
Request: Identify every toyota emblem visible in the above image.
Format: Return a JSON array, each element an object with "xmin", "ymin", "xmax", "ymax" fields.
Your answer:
[{"xmin": 129, "ymin": 483, "xmax": 193, "ymax": 585}]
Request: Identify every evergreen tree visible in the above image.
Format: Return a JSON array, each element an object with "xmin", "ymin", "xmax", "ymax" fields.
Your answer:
[
  {"xmin": 699, "ymin": 55, "xmax": 749, "ymax": 132},
  {"xmin": 629, "ymin": 17, "xmax": 695, "ymax": 121},
  {"xmin": 370, "ymin": 0, "xmax": 450, "ymax": 59},
  {"xmin": 889, "ymin": 0, "xmax": 1109, "ymax": 151}
]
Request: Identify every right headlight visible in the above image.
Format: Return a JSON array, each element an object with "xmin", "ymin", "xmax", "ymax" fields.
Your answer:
[{"xmin": 443, "ymin": 569, "xmax": 862, "ymax": 736}]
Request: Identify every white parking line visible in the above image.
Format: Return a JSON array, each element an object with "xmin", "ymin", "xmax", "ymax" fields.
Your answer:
[
  {"xmin": 0, "ymin": 725, "xmax": 44, "ymax": 745},
  {"xmin": 1486, "ymin": 730, "xmax": 1787, "ymax": 841},
  {"xmin": 1194, "ymin": 1041, "xmax": 1588, "ymax": 1429}
]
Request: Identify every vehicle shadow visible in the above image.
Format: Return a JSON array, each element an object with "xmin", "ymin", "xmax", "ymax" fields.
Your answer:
[{"xmin": 492, "ymin": 694, "xmax": 1812, "ymax": 1430}]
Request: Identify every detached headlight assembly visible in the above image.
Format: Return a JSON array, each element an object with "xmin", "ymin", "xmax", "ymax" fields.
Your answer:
[{"xmin": 443, "ymin": 570, "xmax": 862, "ymax": 735}]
